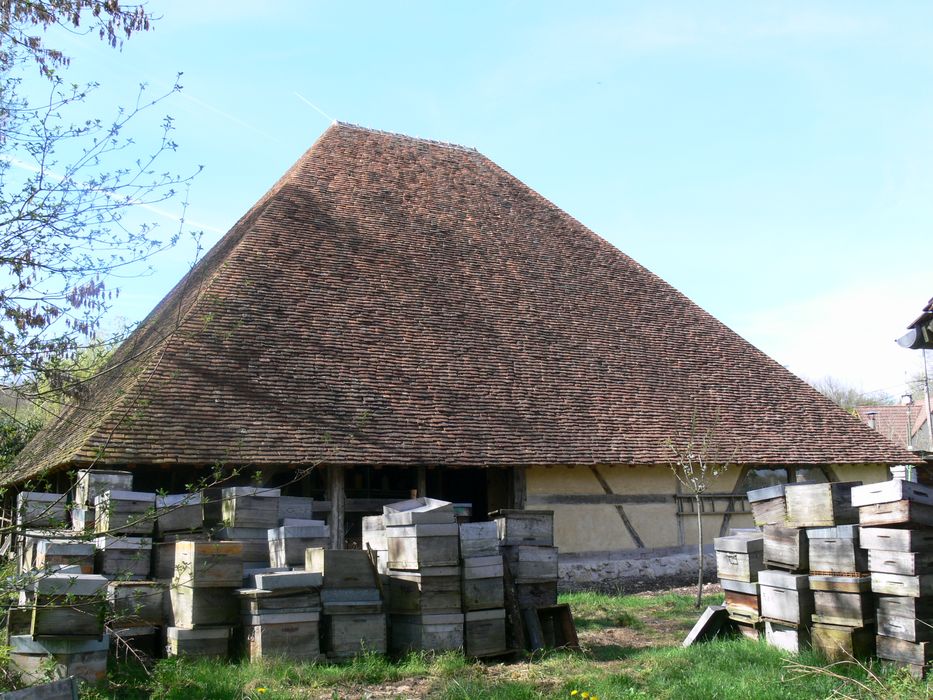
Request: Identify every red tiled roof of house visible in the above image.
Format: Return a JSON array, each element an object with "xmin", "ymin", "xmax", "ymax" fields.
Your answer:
[
  {"xmin": 854, "ymin": 404, "xmax": 921, "ymax": 449},
  {"xmin": 10, "ymin": 123, "xmax": 918, "ymax": 482}
]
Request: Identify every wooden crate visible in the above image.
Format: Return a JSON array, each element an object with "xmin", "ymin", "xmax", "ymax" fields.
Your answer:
[
  {"xmin": 784, "ymin": 482, "xmax": 860, "ymax": 528},
  {"xmin": 763, "ymin": 525, "xmax": 808, "ymax": 571},
  {"xmin": 859, "ymin": 526, "xmax": 933, "ymax": 552},
  {"xmin": 267, "ymin": 524, "xmax": 329, "ymax": 568},
  {"xmin": 155, "ymin": 493, "xmax": 203, "ymax": 534},
  {"xmin": 108, "ymin": 581, "xmax": 163, "ymax": 626},
  {"xmin": 811, "ymin": 622, "xmax": 875, "ymax": 662},
  {"xmin": 170, "ymin": 585, "xmax": 239, "ymax": 627},
  {"xmin": 812, "ymin": 590, "xmax": 873, "ymax": 626},
  {"xmin": 93, "ymin": 491, "xmax": 156, "ymax": 536},
  {"xmin": 859, "ymin": 501, "xmax": 933, "ymax": 528},
  {"xmin": 764, "ymin": 620, "xmax": 810, "ymax": 653},
  {"xmin": 868, "ymin": 549, "xmax": 933, "ymax": 576},
  {"xmin": 71, "ymin": 506, "xmax": 94, "ymax": 533},
  {"xmin": 871, "ymin": 572, "xmax": 933, "ymax": 597},
  {"xmin": 220, "ymin": 486, "xmax": 280, "ymax": 528},
  {"xmin": 31, "ymin": 597, "xmax": 106, "ymax": 639},
  {"xmin": 278, "ymin": 495, "xmax": 314, "ymax": 521},
  {"xmin": 515, "ymin": 581, "xmax": 558, "ymax": 608},
  {"xmin": 324, "ymin": 612, "xmax": 387, "ymax": 658},
  {"xmin": 9, "ymin": 634, "xmax": 109, "ymax": 684},
  {"xmin": 807, "ymin": 524, "xmax": 865, "ymax": 574},
  {"xmin": 388, "ymin": 569, "xmax": 461, "ymax": 613},
  {"xmin": 389, "ymin": 612, "xmax": 463, "ymax": 653},
  {"xmin": 383, "ymin": 498, "xmax": 455, "ymax": 527},
  {"xmin": 721, "ymin": 579, "xmax": 759, "ymax": 621},
  {"xmin": 238, "ymin": 588, "xmax": 321, "ymax": 614},
  {"xmin": 75, "ymin": 469, "xmax": 133, "ymax": 507},
  {"xmin": 94, "ymin": 536, "xmax": 152, "ymax": 579},
  {"xmin": 808, "ymin": 574, "xmax": 871, "ymax": 594},
  {"xmin": 306, "ymin": 548, "xmax": 378, "ymax": 588},
  {"xmin": 759, "ymin": 570, "xmax": 813, "ymax": 625},
  {"xmin": 386, "ymin": 534, "xmax": 459, "ymax": 570},
  {"xmin": 165, "ymin": 625, "xmax": 231, "ymax": 658},
  {"xmin": 878, "ymin": 594, "xmax": 933, "ymax": 620},
  {"xmin": 462, "ymin": 575, "xmax": 504, "ymax": 611},
  {"xmin": 714, "ymin": 533, "xmax": 764, "ymax": 583},
  {"xmin": 16, "ymin": 492, "xmax": 68, "ymax": 529},
  {"xmin": 460, "ymin": 522, "xmax": 499, "ymax": 558},
  {"xmin": 502, "ymin": 546, "xmax": 558, "ymax": 583},
  {"xmin": 851, "ymin": 480, "xmax": 933, "ymax": 508},
  {"xmin": 733, "ymin": 619, "xmax": 763, "ymax": 640},
  {"xmin": 35, "ymin": 540, "xmax": 94, "ymax": 574},
  {"xmin": 491, "ymin": 509, "xmax": 554, "ymax": 547},
  {"xmin": 876, "ymin": 635, "xmax": 933, "ymax": 666},
  {"xmin": 242, "ymin": 611, "xmax": 322, "ymax": 661},
  {"xmin": 877, "ymin": 611, "xmax": 933, "ymax": 642},
  {"xmin": 747, "ymin": 484, "xmax": 787, "ymax": 527},
  {"xmin": 110, "ymin": 624, "xmax": 160, "ymax": 659},
  {"xmin": 464, "ymin": 608, "xmax": 506, "ymax": 657},
  {"xmin": 362, "ymin": 515, "xmax": 387, "ymax": 551},
  {"xmin": 173, "ymin": 541, "xmax": 243, "ymax": 587}
]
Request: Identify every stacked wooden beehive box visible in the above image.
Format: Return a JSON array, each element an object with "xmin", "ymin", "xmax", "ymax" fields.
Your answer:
[
  {"xmin": 854, "ymin": 479, "xmax": 933, "ymax": 677},
  {"xmin": 460, "ymin": 521, "xmax": 507, "ymax": 657},
  {"xmin": 362, "ymin": 514, "xmax": 389, "ymax": 576},
  {"xmin": 213, "ymin": 486, "xmax": 279, "ymax": 570},
  {"xmin": 267, "ymin": 496, "xmax": 328, "ymax": 568},
  {"xmin": 239, "ymin": 569, "xmax": 324, "ymax": 661},
  {"xmin": 108, "ymin": 580, "xmax": 164, "ymax": 658},
  {"xmin": 307, "ymin": 547, "xmax": 386, "ymax": 658},
  {"xmin": 494, "ymin": 509, "xmax": 558, "ymax": 609},
  {"xmin": 715, "ymin": 528, "xmax": 765, "ymax": 640},
  {"xmin": 384, "ymin": 498, "xmax": 463, "ymax": 653},
  {"xmin": 72, "ymin": 469, "xmax": 134, "ymax": 533}
]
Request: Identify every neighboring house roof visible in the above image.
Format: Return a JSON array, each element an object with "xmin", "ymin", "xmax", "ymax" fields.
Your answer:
[
  {"xmin": 898, "ymin": 296, "xmax": 933, "ymax": 349},
  {"xmin": 854, "ymin": 404, "xmax": 922, "ymax": 449},
  {"xmin": 10, "ymin": 123, "xmax": 918, "ymax": 483}
]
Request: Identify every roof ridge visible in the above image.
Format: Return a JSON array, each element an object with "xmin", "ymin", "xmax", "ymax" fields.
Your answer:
[{"xmin": 333, "ymin": 121, "xmax": 479, "ymax": 154}]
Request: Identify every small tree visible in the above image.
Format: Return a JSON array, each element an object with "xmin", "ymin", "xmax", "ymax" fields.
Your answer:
[{"xmin": 663, "ymin": 412, "xmax": 734, "ymax": 609}]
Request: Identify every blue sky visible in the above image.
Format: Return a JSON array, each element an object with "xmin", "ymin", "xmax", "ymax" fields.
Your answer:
[{"xmin": 31, "ymin": 1, "xmax": 933, "ymax": 395}]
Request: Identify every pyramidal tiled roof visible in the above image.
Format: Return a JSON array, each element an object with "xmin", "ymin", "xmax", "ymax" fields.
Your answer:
[{"xmin": 10, "ymin": 123, "xmax": 917, "ymax": 482}]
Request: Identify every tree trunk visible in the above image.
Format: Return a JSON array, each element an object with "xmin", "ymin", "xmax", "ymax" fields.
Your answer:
[{"xmin": 695, "ymin": 493, "xmax": 703, "ymax": 609}]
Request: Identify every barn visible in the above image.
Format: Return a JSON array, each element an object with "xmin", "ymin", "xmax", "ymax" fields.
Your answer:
[{"xmin": 8, "ymin": 123, "xmax": 915, "ymax": 586}]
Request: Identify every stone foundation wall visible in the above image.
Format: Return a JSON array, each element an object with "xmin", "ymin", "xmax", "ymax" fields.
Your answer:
[{"xmin": 558, "ymin": 544, "xmax": 717, "ymax": 594}]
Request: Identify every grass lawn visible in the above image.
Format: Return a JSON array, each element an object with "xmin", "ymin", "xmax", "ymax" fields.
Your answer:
[{"xmin": 80, "ymin": 587, "xmax": 933, "ymax": 699}]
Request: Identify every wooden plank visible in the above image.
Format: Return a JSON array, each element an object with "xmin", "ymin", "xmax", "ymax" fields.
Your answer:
[
  {"xmin": 784, "ymin": 482, "xmax": 860, "ymax": 528},
  {"xmin": 682, "ymin": 605, "xmax": 729, "ymax": 647},
  {"xmin": 328, "ymin": 465, "xmax": 345, "ymax": 549},
  {"xmin": 871, "ymin": 572, "xmax": 933, "ymax": 597},
  {"xmin": 859, "ymin": 527, "xmax": 933, "ymax": 552},
  {"xmin": 808, "ymin": 575, "xmax": 871, "ymax": 593},
  {"xmin": 859, "ymin": 501, "xmax": 933, "ymax": 528},
  {"xmin": 868, "ymin": 549, "xmax": 933, "ymax": 576},
  {"xmin": 876, "ymin": 635, "xmax": 933, "ymax": 665},
  {"xmin": 0, "ymin": 676, "xmax": 79, "ymax": 700},
  {"xmin": 713, "ymin": 533, "xmax": 763, "ymax": 554},
  {"xmin": 527, "ymin": 493, "xmax": 669, "ymax": 506},
  {"xmin": 851, "ymin": 480, "xmax": 933, "ymax": 508}
]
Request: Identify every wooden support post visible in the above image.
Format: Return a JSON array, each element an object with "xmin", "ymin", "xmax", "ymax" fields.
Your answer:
[
  {"xmin": 512, "ymin": 466, "xmax": 527, "ymax": 510},
  {"xmin": 417, "ymin": 466, "xmax": 427, "ymax": 498},
  {"xmin": 328, "ymin": 465, "xmax": 345, "ymax": 550}
]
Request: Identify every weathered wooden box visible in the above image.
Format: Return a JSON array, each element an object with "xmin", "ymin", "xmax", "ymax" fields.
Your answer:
[
  {"xmin": 868, "ymin": 549, "xmax": 933, "ymax": 576},
  {"xmin": 31, "ymin": 572, "xmax": 109, "ymax": 638},
  {"xmin": 812, "ymin": 590, "xmax": 873, "ymax": 627},
  {"xmin": 859, "ymin": 526, "xmax": 933, "ymax": 553},
  {"xmin": 165, "ymin": 625, "xmax": 231, "ymax": 658},
  {"xmin": 93, "ymin": 490, "xmax": 156, "ymax": 536},
  {"xmin": 502, "ymin": 545, "xmax": 558, "ymax": 583},
  {"xmin": 267, "ymin": 523, "xmax": 329, "ymax": 568},
  {"xmin": 75, "ymin": 469, "xmax": 133, "ymax": 507},
  {"xmin": 71, "ymin": 506, "xmax": 95, "ymax": 533},
  {"xmin": 764, "ymin": 525, "xmax": 808, "ymax": 572},
  {"xmin": 9, "ymin": 634, "xmax": 109, "ymax": 684},
  {"xmin": 221, "ymin": 486, "xmax": 281, "ymax": 528},
  {"xmin": 721, "ymin": 578, "xmax": 760, "ymax": 622},
  {"xmin": 362, "ymin": 515, "xmax": 387, "ymax": 550},
  {"xmin": 94, "ymin": 536, "xmax": 152, "ymax": 579},
  {"xmin": 324, "ymin": 612, "xmax": 387, "ymax": 658},
  {"xmin": 877, "ymin": 610, "xmax": 933, "ymax": 642},
  {"xmin": 462, "ymin": 555, "xmax": 504, "ymax": 580},
  {"xmin": 876, "ymin": 635, "xmax": 933, "ymax": 666},
  {"xmin": 872, "ymin": 572, "xmax": 933, "ymax": 597},
  {"xmin": 386, "ymin": 524, "xmax": 460, "ymax": 570},
  {"xmin": 464, "ymin": 608, "xmax": 507, "ymax": 657},
  {"xmin": 747, "ymin": 484, "xmax": 786, "ymax": 527},
  {"xmin": 459, "ymin": 522, "xmax": 499, "ymax": 558},
  {"xmin": 383, "ymin": 498, "xmax": 455, "ymax": 526},
  {"xmin": 389, "ymin": 568, "xmax": 461, "ymax": 613},
  {"xmin": 390, "ymin": 612, "xmax": 463, "ymax": 653},
  {"xmin": 108, "ymin": 581, "xmax": 163, "ymax": 626},
  {"xmin": 811, "ymin": 622, "xmax": 875, "ymax": 661},
  {"xmin": 155, "ymin": 493, "xmax": 203, "ymax": 534},
  {"xmin": 764, "ymin": 620, "xmax": 809, "ymax": 653},
  {"xmin": 515, "ymin": 581, "xmax": 558, "ymax": 608},
  {"xmin": 491, "ymin": 509, "xmax": 554, "ymax": 547},
  {"xmin": 759, "ymin": 570, "xmax": 813, "ymax": 625},
  {"xmin": 784, "ymin": 481, "xmax": 860, "ymax": 528},
  {"xmin": 16, "ymin": 492, "xmax": 68, "ymax": 529},
  {"xmin": 238, "ymin": 587, "xmax": 321, "ymax": 614},
  {"xmin": 211, "ymin": 533, "xmax": 267, "ymax": 567},
  {"xmin": 809, "ymin": 574, "xmax": 871, "ymax": 594},
  {"xmin": 306, "ymin": 548, "xmax": 378, "ymax": 588},
  {"xmin": 242, "ymin": 611, "xmax": 322, "ymax": 661},
  {"xmin": 173, "ymin": 541, "xmax": 243, "ymax": 587},
  {"xmin": 714, "ymin": 533, "xmax": 764, "ymax": 582},
  {"xmin": 807, "ymin": 525, "xmax": 866, "ymax": 574},
  {"xmin": 462, "ymin": 574, "xmax": 504, "ymax": 611},
  {"xmin": 278, "ymin": 495, "xmax": 314, "ymax": 522},
  {"xmin": 877, "ymin": 594, "xmax": 933, "ymax": 620},
  {"xmin": 851, "ymin": 480, "xmax": 933, "ymax": 508},
  {"xmin": 35, "ymin": 539, "xmax": 95, "ymax": 574},
  {"xmin": 859, "ymin": 500, "xmax": 933, "ymax": 528},
  {"xmin": 110, "ymin": 624, "xmax": 160, "ymax": 659},
  {"xmin": 170, "ymin": 584, "xmax": 239, "ymax": 628}
]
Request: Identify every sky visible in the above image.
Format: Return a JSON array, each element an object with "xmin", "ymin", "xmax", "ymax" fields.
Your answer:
[{"xmin": 21, "ymin": 1, "xmax": 933, "ymax": 398}]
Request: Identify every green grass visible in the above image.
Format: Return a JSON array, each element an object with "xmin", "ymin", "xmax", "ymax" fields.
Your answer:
[{"xmin": 78, "ymin": 590, "xmax": 933, "ymax": 699}]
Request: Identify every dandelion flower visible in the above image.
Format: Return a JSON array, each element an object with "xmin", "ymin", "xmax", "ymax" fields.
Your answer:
[
  {"xmin": 582, "ymin": 694, "xmax": 590, "ymax": 699},
  {"xmin": 257, "ymin": 689, "xmax": 267, "ymax": 695},
  {"xmin": 571, "ymin": 693, "xmax": 579, "ymax": 697}
]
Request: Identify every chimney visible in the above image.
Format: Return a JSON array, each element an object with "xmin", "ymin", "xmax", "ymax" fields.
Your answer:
[{"xmin": 866, "ymin": 411, "xmax": 878, "ymax": 430}]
